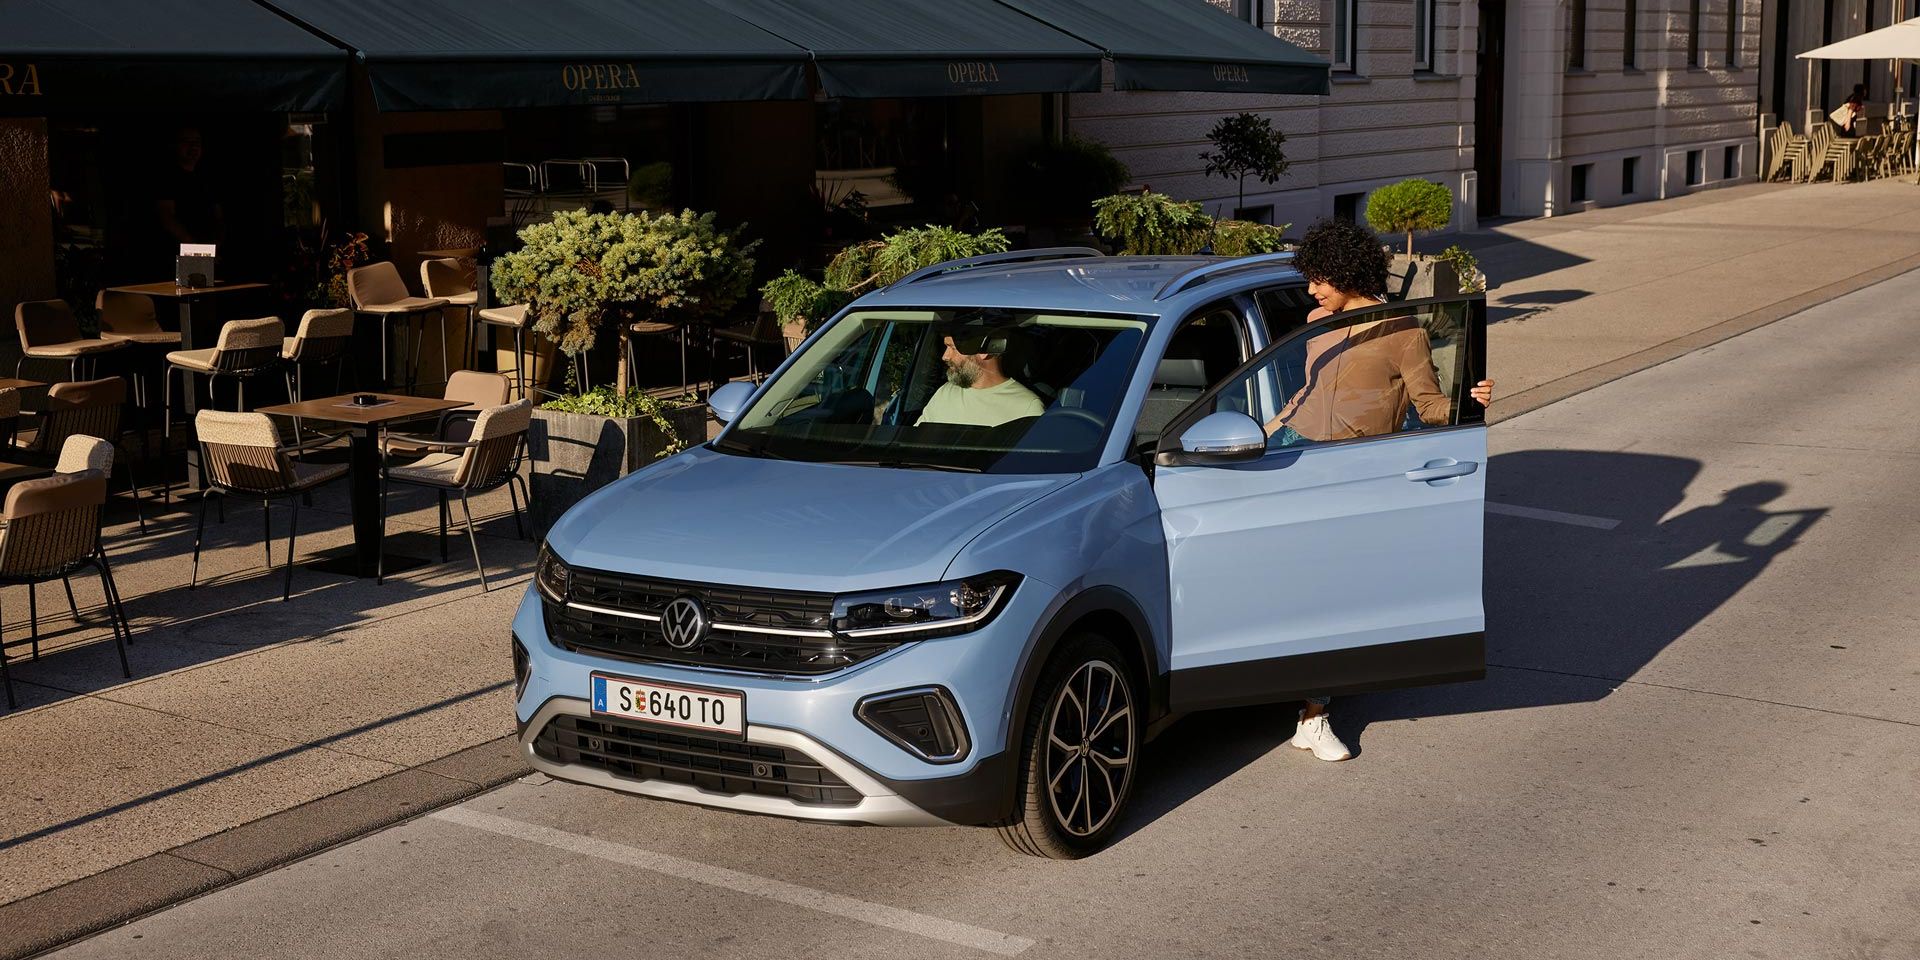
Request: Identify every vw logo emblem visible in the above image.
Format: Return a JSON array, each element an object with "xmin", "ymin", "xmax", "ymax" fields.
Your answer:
[{"xmin": 660, "ymin": 595, "xmax": 709, "ymax": 649}]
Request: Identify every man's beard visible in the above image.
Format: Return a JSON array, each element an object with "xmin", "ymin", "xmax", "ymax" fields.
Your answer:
[{"xmin": 946, "ymin": 358, "xmax": 981, "ymax": 387}]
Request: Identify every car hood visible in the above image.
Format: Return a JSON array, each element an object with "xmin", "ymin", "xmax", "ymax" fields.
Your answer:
[{"xmin": 545, "ymin": 446, "xmax": 1074, "ymax": 592}]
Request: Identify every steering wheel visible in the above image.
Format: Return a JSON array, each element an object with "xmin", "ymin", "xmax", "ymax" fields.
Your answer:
[{"xmin": 1030, "ymin": 406, "xmax": 1107, "ymax": 447}]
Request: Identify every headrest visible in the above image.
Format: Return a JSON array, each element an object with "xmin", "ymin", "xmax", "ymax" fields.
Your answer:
[{"xmin": 1153, "ymin": 358, "xmax": 1209, "ymax": 389}]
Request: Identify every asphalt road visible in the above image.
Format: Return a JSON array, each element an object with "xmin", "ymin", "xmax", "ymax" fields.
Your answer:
[{"xmin": 48, "ymin": 270, "xmax": 1920, "ymax": 960}]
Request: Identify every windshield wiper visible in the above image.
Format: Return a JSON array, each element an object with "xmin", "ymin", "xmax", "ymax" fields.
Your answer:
[{"xmin": 828, "ymin": 459, "xmax": 984, "ymax": 473}]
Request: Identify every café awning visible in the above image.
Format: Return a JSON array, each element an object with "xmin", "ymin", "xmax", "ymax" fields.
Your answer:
[
  {"xmin": 262, "ymin": 0, "xmax": 813, "ymax": 111},
  {"xmin": 0, "ymin": 0, "xmax": 347, "ymax": 115},
  {"xmin": 1797, "ymin": 16, "xmax": 1920, "ymax": 59},
  {"xmin": 703, "ymin": 0, "xmax": 1106, "ymax": 98},
  {"xmin": 995, "ymin": 0, "xmax": 1331, "ymax": 96}
]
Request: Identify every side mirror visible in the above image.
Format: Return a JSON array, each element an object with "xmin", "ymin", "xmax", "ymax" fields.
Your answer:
[
  {"xmin": 708, "ymin": 381, "xmax": 755, "ymax": 426},
  {"xmin": 1160, "ymin": 411, "xmax": 1267, "ymax": 466}
]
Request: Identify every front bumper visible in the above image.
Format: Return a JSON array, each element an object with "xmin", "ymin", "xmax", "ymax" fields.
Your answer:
[{"xmin": 512, "ymin": 583, "xmax": 1039, "ymax": 826}]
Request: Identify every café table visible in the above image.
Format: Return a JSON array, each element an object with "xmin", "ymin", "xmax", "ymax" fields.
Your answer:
[
  {"xmin": 0, "ymin": 378, "xmax": 45, "ymax": 451},
  {"xmin": 255, "ymin": 392, "xmax": 465, "ymax": 578}
]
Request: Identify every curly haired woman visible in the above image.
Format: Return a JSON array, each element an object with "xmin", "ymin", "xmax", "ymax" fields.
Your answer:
[{"xmin": 1265, "ymin": 217, "xmax": 1494, "ymax": 761}]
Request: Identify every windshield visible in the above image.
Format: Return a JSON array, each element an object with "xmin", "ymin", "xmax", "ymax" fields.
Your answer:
[{"xmin": 714, "ymin": 308, "xmax": 1152, "ymax": 473}]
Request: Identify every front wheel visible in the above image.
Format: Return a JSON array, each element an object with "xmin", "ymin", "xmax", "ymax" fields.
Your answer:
[{"xmin": 996, "ymin": 635, "xmax": 1141, "ymax": 859}]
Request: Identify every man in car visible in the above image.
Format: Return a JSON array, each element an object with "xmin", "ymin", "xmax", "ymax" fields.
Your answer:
[{"xmin": 915, "ymin": 323, "xmax": 1044, "ymax": 428}]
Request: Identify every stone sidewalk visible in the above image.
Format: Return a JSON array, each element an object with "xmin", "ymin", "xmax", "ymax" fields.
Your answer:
[{"xmin": 3, "ymin": 177, "xmax": 1919, "ymax": 959}]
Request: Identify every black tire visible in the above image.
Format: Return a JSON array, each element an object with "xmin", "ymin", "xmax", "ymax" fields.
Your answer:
[{"xmin": 996, "ymin": 634, "xmax": 1142, "ymax": 859}]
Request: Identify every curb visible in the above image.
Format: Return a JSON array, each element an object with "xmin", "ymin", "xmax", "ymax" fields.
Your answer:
[
  {"xmin": 1489, "ymin": 252, "xmax": 1920, "ymax": 423},
  {"xmin": 0, "ymin": 736, "xmax": 531, "ymax": 960}
]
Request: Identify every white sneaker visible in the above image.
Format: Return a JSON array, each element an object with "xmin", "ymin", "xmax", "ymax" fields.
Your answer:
[{"xmin": 1289, "ymin": 710, "xmax": 1352, "ymax": 762}]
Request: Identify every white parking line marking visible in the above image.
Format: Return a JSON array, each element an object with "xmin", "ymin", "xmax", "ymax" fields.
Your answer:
[
  {"xmin": 1487, "ymin": 502, "xmax": 1621, "ymax": 530},
  {"xmin": 430, "ymin": 807, "xmax": 1035, "ymax": 956}
]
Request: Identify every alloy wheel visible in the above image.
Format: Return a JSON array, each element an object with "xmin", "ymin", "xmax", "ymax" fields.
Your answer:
[{"xmin": 1043, "ymin": 660, "xmax": 1134, "ymax": 837}]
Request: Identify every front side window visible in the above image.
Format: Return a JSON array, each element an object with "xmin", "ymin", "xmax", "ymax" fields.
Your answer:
[
  {"xmin": 717, "ymin": 308, "xmax": 1150, "ymax": 474},
  {"xmin": 1165, "ymin": 298, "xmax": 1482, "ymax": 454}
]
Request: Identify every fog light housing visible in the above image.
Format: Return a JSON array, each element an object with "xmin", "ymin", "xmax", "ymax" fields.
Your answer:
[
  {"xmin": 857, "ymin": 686, "xmax": 970, "ymax": 763},
  {"xmin": 511, "ymin": 633, "xmax": 531, "ymax": 702}
]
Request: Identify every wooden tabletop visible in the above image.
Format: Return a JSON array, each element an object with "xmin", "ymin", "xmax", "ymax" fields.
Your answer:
[
  {"xmin": 255, "ymin": 393, "xmax": 466, "ymax": 427},
  {"xmin": 0, "ymin": 378, "xmax": 45, "ymax": 393},
  {"xmin": 105, "ymin": 281, "xmax": 269, "ymax": 299}
]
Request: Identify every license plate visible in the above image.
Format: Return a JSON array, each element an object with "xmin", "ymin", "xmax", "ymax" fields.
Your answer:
[{"xmin": 590, "ymin": 674, "xmax": 745, "ymax": 739}]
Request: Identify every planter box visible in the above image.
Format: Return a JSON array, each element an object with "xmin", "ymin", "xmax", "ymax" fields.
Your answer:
[
  {"xmin": 1389, "ymin": 255, "xmax": 1461, "ymax": 300},
  {"xmin": 526, "ymin": 404, "xmax": 709, "ymax": 538}
]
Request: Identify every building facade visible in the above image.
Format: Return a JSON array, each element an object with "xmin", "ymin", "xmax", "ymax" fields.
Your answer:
[{"xmin": 1071, "ymin": 0, "xmax": 1775, "ymax": 234}]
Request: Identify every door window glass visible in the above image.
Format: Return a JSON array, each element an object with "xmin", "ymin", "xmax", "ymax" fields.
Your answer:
[
  {"xmin": 1170, "ymin": 298, "xmax": 1483, "ymax": 452},
  {"xmin": 1252, "ymin": 285, "xmax": 1317, "ymax": 342}
]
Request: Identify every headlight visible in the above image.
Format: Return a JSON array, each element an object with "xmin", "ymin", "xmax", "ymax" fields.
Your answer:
[
  {"xmin": 831, "ymin": 572, "xmax": 1021, "ymax": 639},
  {"xmin": 536, "ymin": 544, "xmax": 571, "ymax": 603}
]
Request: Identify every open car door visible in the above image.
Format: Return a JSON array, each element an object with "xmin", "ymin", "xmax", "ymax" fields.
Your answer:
[{"xmin": 1153, "ymin": 295, "xmax": 1488, "ymax": 711}]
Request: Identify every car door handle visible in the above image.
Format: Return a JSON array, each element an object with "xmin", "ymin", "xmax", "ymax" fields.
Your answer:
[{"xmin": 1405, "ymin": 459, "xmax": 1479, "ymax": 482}]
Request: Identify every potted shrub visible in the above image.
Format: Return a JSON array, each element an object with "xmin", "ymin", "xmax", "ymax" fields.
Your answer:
[
  {"xmin": 523, "ymin": 383, "xmax": 708, "ymax": 537},
  {"xmin": 1199, "ymin": 113, "xmax": 1292, "ymax": 219},
  {"xmin": 1209, "ymin": 219, "xmax": 1291, "ymax": 256},
  {"xmin": 1092, "ymin": 190, "xmax": 1211, "ymax": 254},
  {"xmin": 1364, "ymin": 178, "xmax": 1457, "ymax": 299},
  {"xmin": 760, "ymin": 224, "xmax": 1011, "ymax": 345}
]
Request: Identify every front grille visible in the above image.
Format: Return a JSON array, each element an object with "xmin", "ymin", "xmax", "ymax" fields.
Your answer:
[
  {"xmin": 545, "ymin": 568, "xmax": 905, "ymax": 675},
  {"xmin": 534, "ymin": 714, "xmax": 860, "ymax": 807}
]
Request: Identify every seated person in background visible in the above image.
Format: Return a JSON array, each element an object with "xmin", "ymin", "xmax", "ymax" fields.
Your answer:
[
  {"xmin": 916, "ymin": 321, "xmax": 1043, "ymax": 428},
  {"xmin": 1265, "ymin": 218, "xmax": 1494, "ymax": 446}
]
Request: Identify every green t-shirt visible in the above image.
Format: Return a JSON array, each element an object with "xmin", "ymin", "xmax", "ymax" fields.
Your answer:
[{"xmin": 916, "ymin": 380, "xmax": 1044, "ymax": 427}]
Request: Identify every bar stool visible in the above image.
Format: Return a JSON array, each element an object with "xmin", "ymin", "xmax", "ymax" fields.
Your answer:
[
  {"xmin": 476, "ymin": 303, "xmax": 533, "ymax": 399},
  {"xmin": 13, "ymin": 299, "xmax": 127, "ymax": 381},
  {"xmin": 710, "ymin": 310, "xmax": 786, "ymax": 384},
  {"xmin": 625, "ymin": 318, "xmax": 693, "ymax": 398},
  {"xmin": 163, "ymin": 317, "xmax": 285, "ymax": 497},
  {"xmin": 281, "ymin": 308, "xmax": 355, "ymax": 437},
  {"xmin": 348, "ymin": 262, "xmax": 447, "ymax": 395},
  {"xmin": 420, "ymin": 258, "xmax": 477, "ymax": 379}
]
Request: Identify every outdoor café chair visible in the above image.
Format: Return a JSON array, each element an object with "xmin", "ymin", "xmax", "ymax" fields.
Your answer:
[
  {"xmin": 379, "ymin": 398, "xmax": 531, "ymax": 592},
  {"xmin": 191, "ymin": 410, "xmax": 349, "ymax": 602},
  {"xmin": 95, "ymin": 289, "xmax": 179, "ymax": 456},
  {"xmin": 281, "ymin": 308, "xmax": 355, "ymax": 436},
  {"xmin": 14, "ymin": 378, "xmax": 148, "ymax": 533},
  {"xmin": 421, "ymin": 258, "xmax": 479, "ymax": 374},
  {"xmin": 710, "ymin": 308, "xmax": 785, "ymax": 384},
  {"xmin": 381, "ymin": 370, "xmax": 511, "ymax": 461},
  {"xmin": 348, "ymin": 262, "xmax": 448, "ymax": 395},
  {"xmin": 476, "ymin": 303, "xmax": 534, "ymax": 399},
  {"xmin": 163, "ymin": 316, "xmax": 285, "ymax": 499},
  {"xmin": 0, "ymin": 446, "xmax": 133, "ymax": 710},
  {"xmin": 13, "ymin": 299, "xmax": 127, "ymax": 381},
  {"xmin": 626, "ymin": 316, "xmax": 696, "ymax": 399}
]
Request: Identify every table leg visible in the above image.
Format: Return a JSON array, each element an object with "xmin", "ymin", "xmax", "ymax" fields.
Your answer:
[
  {"xmin": 178, "ymin": 299, "xmax": 203, "ymax": 491},
  {"xmin": 349, "ymin": 424, "xmax": 381, "ymax": 577}
]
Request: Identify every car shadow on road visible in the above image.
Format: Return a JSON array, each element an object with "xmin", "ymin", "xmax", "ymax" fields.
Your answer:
[{"xmin": 1115, "ymin": 448, "xmax": 1825, "ymax": 841}]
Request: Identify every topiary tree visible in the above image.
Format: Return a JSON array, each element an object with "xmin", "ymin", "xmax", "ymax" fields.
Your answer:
[
  {"xmin": 491, "ymin": 208, "xmax": 759, "ymax": 394},
  {"xmin": 1092, "ymin": 190, "xmax": 1212, "ymax": 254},
  {"xmin": 1199, "ymin": 113, "xmax": 1291, "ymax": 215},
  {"xmin": 1364, "ymin": 178, "xmax": 1455, "ymax": 257}
]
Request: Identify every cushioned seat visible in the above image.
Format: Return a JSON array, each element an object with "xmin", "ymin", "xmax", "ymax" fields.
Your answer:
[
  {"xmin": 99, "ymin": 330, "xmax": 181, "ymax": 346},
  {"xmin": 442, "ymin": 291, "xmax": 478, "ymax": 307},
  {"xmin": 356, "ymin": 295, "xmax": 448, "ymax": 315},
  {"xmin": 291, "ymin": 460, "xmax": 349, "ymax": 487},
  {"xmin": 163, "ymin": 347, "xmax": 219, "ymax": 373},
  {"xmin": 25, "ymin": 339, "xmax": 125, "ymax": 358},
  {"xmin": 478, "ymin": 304, "xmax": 527, "ymax": 326},
  {"xmin": 386, "ymin": 452, "xmax": 462, "ymax": 484}
]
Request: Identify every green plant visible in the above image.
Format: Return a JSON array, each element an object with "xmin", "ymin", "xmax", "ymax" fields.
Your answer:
[
  {"xmin": 1436, "ymin": 244, "xmax": 1485, "ymax": 293},
  {"xmin": 761, "ymin": 225, "xmax": 1010, "ymax": 332},
  {"xmin": 1092, "ymin": 191, "xmax": 1211, "ymax": 255},
  {"xmin": 541, "ymin": 386, "xmax": 695, "ymax": 459},
  {"xmin": 626, "ymin": 161, "xmax": 674, "ymax": 210},
  {"xmin": 1210, "ymin": 219, "xmax": 1292, "ymax": 257},
  {"xmin": 1007, "ymin": 136, "xmax": 1131, "ymax": 225},
  {"xmin": 1364, "ymin": 179, "xmax": 1455, "ymax": 257},
  {"xmin": 491, "ymin": 209, "xmax": 759, "ymax": 390},
  {"xmin": 1199, "ymin": 113, "xmax": 1291, "ymax": 215}
]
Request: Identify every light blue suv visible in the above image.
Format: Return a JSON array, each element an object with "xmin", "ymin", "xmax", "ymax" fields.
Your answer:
[{"xmin": 513, "ymin": 249, "xmax": 1487, "ymax": 858}]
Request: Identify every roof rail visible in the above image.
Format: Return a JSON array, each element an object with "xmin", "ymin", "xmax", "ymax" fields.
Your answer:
[
  {"xmin": 885, "ymin": 247, "xmax": 1106, "ymax": 290},
  {"xmin": 1152, "ymin": 252, "xmax": 1296, "ymax": 301}
]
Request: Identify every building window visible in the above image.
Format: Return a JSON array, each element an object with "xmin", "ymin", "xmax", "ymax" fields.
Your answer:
[
  {"xmin": 1623, "ymin": 0, "xmax": 1638, "ymax": 68},
  {"xmin": 1622, "ymin": 156, "xmax": 1639, "ymax": 195},
  {"xmin": 1206, "ymin": 0, "xmax": 1264, "ymax": 25},
  {"xmin": 1568, "ymin": 0, "xmax": 1586, "ymax": 70},
  {"xmin": 1414, "ymin": 0, "xmax": 1435, "ymax": 71},
  {"xmin": 1723, "ymin": 145, "xmax": 1739, "ymax": 180},
  {"xmin": 1571, "ymin": 163, "xmax": 1592, "ymax": 202},
  {"xmin": 1688, "ymin": 0, "xmax": 1702, "ymax": 67},
  {"xmin": 1332, "ymin": 0, "xmax": 1357, "ymax": 71},
  {"xmin": 1334, "ymin": 191, "xmax": 1363, "ymax": 222},
  {"xmin": 1725, "ymin": 0, "xmax": 1739, "ymax": 66},
  {"xmin": 1687, "ymin": 149, "xmax": 1704, "ymax": 185}
]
